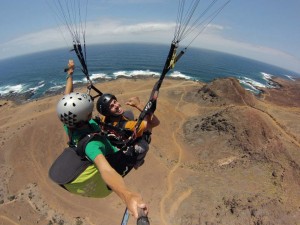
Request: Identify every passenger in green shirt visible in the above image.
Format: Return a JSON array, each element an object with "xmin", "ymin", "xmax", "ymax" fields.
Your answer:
[{"xmin": 55, "ymin": 59, "xmax": 148, "ymax": 219}]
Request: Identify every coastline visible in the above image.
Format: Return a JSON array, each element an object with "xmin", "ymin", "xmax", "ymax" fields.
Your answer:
[
  {"xmin": 0, "ymin": 75, "xmax": 199, "ymax": 105},
  {"xmin": 0, "ymin": 74, "xmax": 294, "ymax": 105}
]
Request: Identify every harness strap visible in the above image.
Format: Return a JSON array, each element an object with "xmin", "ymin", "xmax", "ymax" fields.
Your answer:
[
  {"xmin": 75, "ymin": 133, "xmax": 98, "ymax": 159},
  {"xmin": 67, "ymin": 123, "xmax": 99, "ymax": 159}
]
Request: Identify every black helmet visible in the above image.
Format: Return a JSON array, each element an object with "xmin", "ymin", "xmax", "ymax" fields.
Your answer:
[{"xmin": 96, "ymin": 93, "xmax": 117, "ymax": 116}]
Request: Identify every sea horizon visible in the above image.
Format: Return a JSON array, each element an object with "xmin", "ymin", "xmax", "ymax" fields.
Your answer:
[{"xmin": 0, "ymin": 43, "xmax": 299, "ymax": 102}]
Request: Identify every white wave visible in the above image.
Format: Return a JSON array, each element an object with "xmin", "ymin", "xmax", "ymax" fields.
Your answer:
[
  {"xmin": 245, "ymin": 87, "xmax": 260, "ymax": 94},
  {"xmin": 261, "ymin": 72, "xmax": 273, "ymax": 81},
  {"xmin": 241, "ymin": 77, "xmax": 266, "ymax": 88},
  {"xmin": 238, "ymin": 79, "xmax": 259, "ymax": 92},
  {"xmin": 74, "ymin": 79, "xmax": 84, "ymax": 84},
  {"xmin": 29, "ymin": 82, "xmax": 45, "ymax": 92},
  {"xmin": 89, "ymin": 73, "xmax": 111, "ymax": 80},
  {"xmin": 169, "ymin": 71, "xmax": 192, "ymax": 80},
  {"xmin": 48, "ymin": 85, "xmax": 64, "ymax": 91},
  {"xmin": 80, "ymin": 73, "xmax": 111, "ymax": 82},
  {"xmin": 0, "ymin": 84, "xmax": 25, "ymax": 95},
  {"xmin": 260, "ymin": 72, "xmax": 281, "ymax": 88},
  {"xmin": 285, "ymin": 75, "xmax": 295, "ymax": 81},
  {"xmin": 113, "ymin": 71, "xmax": 130, "ymax": 77},
  {"xmin": 113, "ymin": 70, "xmax": 160, "ymax": 78}
]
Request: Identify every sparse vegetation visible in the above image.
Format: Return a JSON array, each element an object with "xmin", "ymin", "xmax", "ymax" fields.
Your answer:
[{"xmin": 7, "ymin": 195, "xmax": 16, "ymax": 201}]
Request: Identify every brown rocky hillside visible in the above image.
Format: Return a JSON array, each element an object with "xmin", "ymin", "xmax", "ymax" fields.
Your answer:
[{"xmin": 0, "ymin": 77, "xmax": 299, "ymax": 225}]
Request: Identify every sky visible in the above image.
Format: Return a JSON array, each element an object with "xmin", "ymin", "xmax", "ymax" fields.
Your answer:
[{"xmin": 0, "ymin": 0, "xmax": 300, "ymax": 74}]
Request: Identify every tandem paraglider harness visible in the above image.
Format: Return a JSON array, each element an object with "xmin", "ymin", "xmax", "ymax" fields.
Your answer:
[
  {"xmin": 49, "ymin": 119, "xmax": 151, "ymax": 187},
  {"xmin": 48, "ymin": 134, "xmax": 135, "ymax": 187}
]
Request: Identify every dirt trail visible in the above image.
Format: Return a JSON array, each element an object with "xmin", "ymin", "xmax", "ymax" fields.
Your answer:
[
  {"xmin": 252, "ymin": 104, "xmax": 300, "ymax": 148},
  {"xmin": 230, "ymin": 79, "xmax": 300, "ymax": 148},
  {"xmin": 159, "ymin": 86, "xmax": 192, "ymax": 225},
  {"xmin": 158, "ymin": 78, "xmax": 300, "ymax": 225}
]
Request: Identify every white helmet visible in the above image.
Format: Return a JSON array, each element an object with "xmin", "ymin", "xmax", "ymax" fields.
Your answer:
[{"xmin": 56, "ymin": 92, "xmax": 94, "ymax": 127}]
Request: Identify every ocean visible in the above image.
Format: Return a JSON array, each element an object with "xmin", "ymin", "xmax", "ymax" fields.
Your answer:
[{"xmin": 0, "ymin": 43, "xmax": 299, "ymax": 100}]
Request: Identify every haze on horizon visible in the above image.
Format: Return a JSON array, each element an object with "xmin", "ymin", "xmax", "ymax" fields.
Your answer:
[{"xmin": 0, "ymin": 0, "xmax": 299, "ymax": 75}]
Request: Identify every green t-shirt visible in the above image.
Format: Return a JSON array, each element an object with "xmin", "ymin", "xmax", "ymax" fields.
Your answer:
[
  {"xmin": 85, "ymin": 135, "xmax": 118, "ymax": 161},
  {"xmin": 63, "ymin": 119, "xmax": 118, "ymax": 161},
  {"xmin": 63, "ymin": 119, "xmax": 118, "ymax": 198}
]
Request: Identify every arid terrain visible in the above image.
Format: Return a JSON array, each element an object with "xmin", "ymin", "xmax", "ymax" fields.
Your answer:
[{"xmin": 0, "ymin": 77, "xmax": 300, "ymax": 225}]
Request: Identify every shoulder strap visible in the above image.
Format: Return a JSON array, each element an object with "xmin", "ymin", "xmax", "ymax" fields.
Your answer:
[
  {"xmin": 94, "ymin": 116, "xmax": 132, "ymax": 139},
  {"xmin": 67, "ymin": 128, "xmax": 75, "ymax": 147},
  {"xmin": 117, "ymin": 120, "xmax": 127, "ymax": 129},
  {"xmin": 67, "ymin": 123, "xmax": 100, "ymax": 159},
  {"xmin": 75, "ymin": 133, "xmax": 98, "ymax": 158}
]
